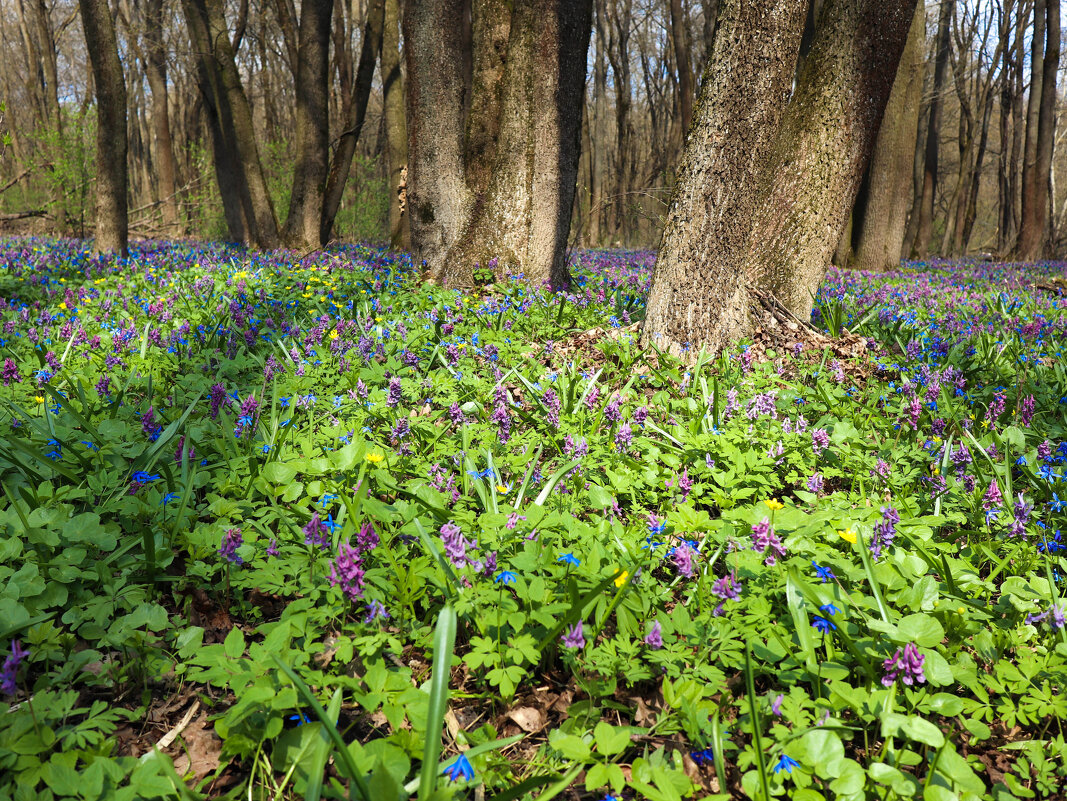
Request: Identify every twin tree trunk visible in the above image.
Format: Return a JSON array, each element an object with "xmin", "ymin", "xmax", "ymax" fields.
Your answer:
[
  {"xmin": 404, "ymin": 0, "xmax": 593, "ymax": 287},
  {"xmin": 641, "ymin": 0, "xmax": 916, "ymax": 358},
  {"xmin": 78, "ymin": 0, "xmax": 128, "ymax": 256}
]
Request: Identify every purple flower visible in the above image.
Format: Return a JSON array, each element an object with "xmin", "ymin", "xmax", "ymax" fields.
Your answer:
[
  {"xmin": 1026, "ymin": 602, "xmax": 1066, "ymax": 630},
  {"xmin": 679, "ymin": 467, "xmax": 692, "ymax": 500},
  {"xmin": 771, "ymin": 694, "xmax": 784, "ymax": 716},
  {"xmin": 750, "ymin": 518, "xmax": 786, "ymax": 565},
  {"xmin": 1011, "ymin": 494, "xmax": 1032, "ymax": 537},
  {"xmin": 870, "ymin": 506, "xmax": 899, "ymax": 560},
  {"xmin": 209, "ymin": 383, "xmax": 228, "ymax": 419},
  {"xmin": 644, "ymin": 620, "xmax": 663, "ymax": 650},
  {"xmin": 364, "ymin": 600, "xmax": 390, "ymax": 623},
  {"xmin": 604, "ymin": 394, "xmax": 622, "ymax": 423},
  {"xmin": 387, "ymin": 377, "xmax": 402, "ymax": 407},
  {"xmin": 807, "ymin": 472, "xmax": 824, "ymax": 493},
  {"xmin": 219, "ymin": 527, "xmax": 243, "ymax": 565},
  {"xmin": 303, "ymin": 513, "xmax": 330, "ymax": 549},
  {"xmin": 1, "ymin": 640, "xmax": 28, "ymax": 695},
  {"xmin": 811, "ymin": 428, "xmax": 830, "ymax": 455},
  {"xmin": 329, "ymin": 541, "xmax": 366, "ymax": 602},
  {"xmin": 615, "ymin": 423, "xmax": 633, "ymax": 450},
  {"xmin": 561, "ymin": 621, "xmax": 586, "ymax": 649},
  {"xmin": 673, "ymin": 543, "xmax": 697, "ymax": 578},
  {"xmin": 506, "ymin": 512, "xmax": 526, "ymax": 530},
  {"xmin": 266, "ymin": 538, "xmax": 280, "ymax": 557},
  {"xmin": 1, "ymin": 359, "xmax": 21, "ymax": 386},
  {"xmin": 1018, "ymin": 394, "xmax": 1035, "ymax": 427},
  {"xmin": 440, "ymin": 521, "xmax": 477, "ymax": 568},
  {"xmin": 882, "ymin": 643, "xmax": 926, "ymax": 687},
  {"xmin": 983, "ymin": 479, "xmax": 1003, "ymax": 512}
]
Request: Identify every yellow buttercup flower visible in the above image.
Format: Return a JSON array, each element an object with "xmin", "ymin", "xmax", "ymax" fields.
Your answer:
[
  {"xmin": 365, "ymin": 452, "xmax": 384, "ymax": 464},
  {"xmin": 330, "ymin": 330, "xmax": 339, "ymax": 340},
  {"xmin": 764, "ymin": 499, "xmax": 784, "ymax": 511},
  {"xmin": 496, "ymin": 484, "xmax": 509, "ymax": 494},
  {"xmin": 35, "ymin": 395, "xmax": 45, "ymax": 404},
  {"xmin": 839, "ymin": 527, "xmax": 857, "ymax": 544},
  {"xmin": 614, "ymin": 571, "xmax": 629, "ymax": 588}
]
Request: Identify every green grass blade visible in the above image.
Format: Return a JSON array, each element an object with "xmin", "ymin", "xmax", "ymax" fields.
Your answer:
[{"xmin": 419, "ymin": 606, "xmax": 458, "ymax": 800}]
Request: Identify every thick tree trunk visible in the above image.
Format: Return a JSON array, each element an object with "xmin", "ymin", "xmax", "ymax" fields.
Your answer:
[
  {"xmin": 79, "ymin": 0, "xmax": 128, "ymax": 255},
  {"xmin": 853, "ymin": 0, "xmax": 924, "ymax": 272},
  {"xmin": 914, "ymin": 0, "xmax": 953, "ymax": 258},
  {"xmin": 282, "ymin": 0, "xmax": 333, "ymax": 251},
  {"xmin": 382, "ymin": 0, "xmax": 409, "ymax": 249},
  {"xmin": 640, "ymin": 0, "xmax": 808, "ymax": 357},
  {"xmin": 642, "ymin": 0, "xmax": 915, "ymax": 357},
  {"xmin": 144, "ymin": 0, "xmax": 181, "ymax": 236},
  {"xmin": 321, "ymin": 0, "xmax": 383, "ymax": 245},
  {"xmin": 589, "ymin": 5, "xmax": 608, "ymax": 246},
  {"xmin": 1016, "ymin": 0, "xmax": 1058, "ymax": 260},
  {"xmin": 749, "ymin": 0, "xmax": 916, "ymax": 321},
  {"xmin": 404, "ymin": 0, "xmax": 471, "ymax": 273}
]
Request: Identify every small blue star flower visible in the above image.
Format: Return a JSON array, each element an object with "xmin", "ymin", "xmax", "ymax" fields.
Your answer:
[
  {"xmin": 811, "ymin": 562, "xmax": 835, "ymax": 583},
  {"xmin": 443, "ymin": 753, "xmax": 475, "ymax": 783},
  {"xmin": 494, "ymin": 571, "xmax": 518, "ymax": 585},
  {"xmin": 557, "ymin": 553, "xmax": 580, "ymax": 567},
  {"xmin": 773, "ymin": 754, "xmax": 799, "ymax": 774},
  {"xmin": 161, "ymin": 493, "xmax": 179, "ymax": 507},
  {"xmin": 819, "ymin": 603, "xmax": 840, "ymax": 616},
  {"xmin": 1050, "ymin": 493, "xmax": 1066, "ymax": 512},
  {"xmin": 811, "ymin": 615, "xmax": 836, "ymax": 633}
]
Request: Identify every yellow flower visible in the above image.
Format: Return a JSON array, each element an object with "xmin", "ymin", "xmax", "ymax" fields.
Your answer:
[
  {"xmin": 614, "ymin": 571, "xmax": 629, "ymax": 588},
  {"xmin": 496, "ymin": 484, "xmax": 509, "ymax": 494},
  {"xmin": 839, "ymin": 527, "xmax": 857, "ymax": 544},
  {"xmin": 981, "ymin": 420, "xmax": 990, "ymax": 428},
  {"xmin": 365, "ymin": 452, "xmax": 384, "ymax": 464},
  {"xmin": 302, "ymin": 292, "xmax": 311, "ymax": 298},
  {"xmin": 59, "ymin": 302, "xmax": 67, "ymax": 310},
  {"xmin": 34, "ymin": 395, "xmax": 45, "ymax": 404},
  {"xmin": 764, "ymin": 499, "xmax": 784, "ymax": 511},
  {"xmin": 330, "ymin": 330, "xmax": 339, "ymax": 340}
]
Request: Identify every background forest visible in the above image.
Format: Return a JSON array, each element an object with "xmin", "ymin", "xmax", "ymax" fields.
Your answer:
[{"xmin": 1, "ymin": 0, "xmax": 1065, "ymax": 260}]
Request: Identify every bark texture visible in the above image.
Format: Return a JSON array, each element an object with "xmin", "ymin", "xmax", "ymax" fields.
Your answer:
[
  {"xmin": 144, "ymin": 0, "xmax": 181, "ymax": 236},
  {"xmin": 79, "ymin": 0, "xmax": 128, "ymax": 255},
  {"xmin": 640, "ymin": 0, "xmax": 808, "ymax": 357},
  {"xmin": 642, "ymin": 0, "xmax": 916, "ymax": 357},
  {"xmin": 283, "ymin": 0, "xmax": 333, "ymax": 250},
  {"xmin": 853, "ymin": 0, "xmax": 925, "ymax": 272},
  {"xmin": 382, "ymin": 0, "xmax": 409, "ymax": 249}
]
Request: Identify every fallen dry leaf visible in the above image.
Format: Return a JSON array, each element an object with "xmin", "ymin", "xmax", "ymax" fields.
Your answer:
[
  {"xmin": 171, "ymin": 711, "xmax": 222, "ymax": 783},
  {"xmin": 506, "ymin": 706, "xmax": 546, "ymax": 733}
]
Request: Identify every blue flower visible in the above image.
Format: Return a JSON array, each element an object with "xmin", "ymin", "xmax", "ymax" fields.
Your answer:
[
  {"xmin": 812, "ymin": 562, "xmax": 835, "ymax": 583},
  {"xmin": 161, "ymin": 493, "xmax": 179, "ymax": 507},
  {"xmin": 494, "ymin": 571, "xmax": 518, "ymax": 585},
  {"xmin": 82, "ymin": 440, "xmax": 99, "ymax": 451},
  {"xmin": 773, "ymin": 754, "xmax": 799, "ymax": 774},
  {"xmin": 819, "ymin": 603, "xmax": 840, "ymax": 616},
  {"xmin": 811, "ymin": 615, "xmax": 836, "ymax": 633},
  {"xmin": 1050, "ymin": 493, "xmax": 1066, "ymax": 512},
  {"xmin": 131, "ymin": 471, "xmax": 160, "ymax": 482},
  {"xmin": 557, "ymin": 553, "xmax": 580, "ymax": 567},
  {"xmin": 443, "ymin": 753, "xmax": 474, "ymax": 783}
]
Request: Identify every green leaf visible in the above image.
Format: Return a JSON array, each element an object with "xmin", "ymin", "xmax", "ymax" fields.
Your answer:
[
  {"xmin": 897, "ymin": 614, "xmax": 945, "ymax": 647},
  {"xmin": 593, "ymin": 722, "xmax": 631, "ymax": 756},
  {"xmin": 223, "ymin": 626, "xmax": 245, "ymax": 659}
]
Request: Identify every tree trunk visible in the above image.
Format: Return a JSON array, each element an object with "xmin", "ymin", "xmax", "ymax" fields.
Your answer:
[
  {"xmin": 382, "ymin": 0, "xmax": 409, "ymax": 249},
  {"xmin": 1016, "ymin": 0, "xmax": 1058, "ymax": 259},
  {"xmin": 589, "ymin": 2, "xmax": 608, "ymax": 246},
  {"xmin": 79, "ymin": 0, "xmax": 128, "ymax": 255},
  {"xmin": 641, "ymin": 0, "xmax": 809, "ymax": 357},
  {"xmin": 144, "ymin": 0, "xmax": 182, "ymax": 236},
  {"xmin": 321, "ymin": 0, "xmax": 383, "ymax": 244},
  {"xmin": 669, "ymin": 0, "xmax": 693, "ymax": 138},
  {"xmin": 914, "ymin": 0, "xmax": 953, "ymax": 258},
  {"xmin": 853, "ymin": 0, "xmax": 924, "ymax": 271},
  {"xmin": 282, "ymin": 0, "xmax": 334, "ymax": 251},
  {"xmin": 642, "ymin": 0, "xmax": 915, "ymax": 357}
]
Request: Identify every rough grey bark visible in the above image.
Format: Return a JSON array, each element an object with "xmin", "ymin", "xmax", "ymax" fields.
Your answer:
[
  {"xmin": 1017, "ymin": 0, "xmax": 1058, "ymax": 259},
  {"xmin": 382, "ymin": 0, "xmax": 409, "ymax": 249},
  {"xmin": 642, "ymin": 0, "xmax": 915, "ymax": 357},
  {"xmin": 589, "ymin": 2, "xmax": 608, "ymax": 245},
  {"xmin": 853, "ymin": 0, "xmax": 925, "ymax": 271},
  {"xmin": 913, "ymin": 0, "xmax": 953, "ymax": 258},
  {"xmin": 79, "ymin": 0, "xmax": 128, "ymax": 255},
  {"xmin": 282, "ymin": 0, "xmax": 334, "ymax": 250},
  {"xmin": 669, "ymin": 0, "xmax": 693, "ymax": 137},
  {"xmin": 321, "ymin": 0, "xmax": 383, "ymax": 244},
  {"xmin": 750, "ymin": 0, "xmax": 916, "ymax": 321},
  {"xmin": 640, "ymin": 0, "xmax": 808, "ymax": 357},
  {"xmin": 144, "ymin": 0, "xmax": 181, "ymax": 236}
]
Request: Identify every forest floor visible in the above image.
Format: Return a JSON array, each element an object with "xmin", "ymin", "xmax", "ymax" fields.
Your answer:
[{"xmin": 1, "ymin": 240, "xmax": 1066, "ymax": 800}]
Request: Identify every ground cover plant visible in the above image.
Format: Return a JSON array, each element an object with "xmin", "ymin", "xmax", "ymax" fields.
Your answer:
[{"xmin": 1, "ymin": 238, "xmax": 1066, "ymax": 801}]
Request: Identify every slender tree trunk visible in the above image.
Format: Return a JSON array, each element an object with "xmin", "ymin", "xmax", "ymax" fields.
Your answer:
[
  {"xmin": 853, "ymin": 0, "xmax": 924, "ymax": 271},
  {"xmin": 915, "ymin": 0, "xmax": 953, "ymax": 258},
  {"xmin": 321, "ymin": 0, "xmax": 383, "ymax": 244},
  {"xmin": 144, "ymin": 0, "xmax": 181, "ymax": 236},
  {"xmin": 382, "ymin": 0, "xmax": 409, "ymax": 249},
  {"xmin": 590, "ymin": 3, "xmax": 608, "ymax": 246},
  {"xmin": 79, "ymin": 0, "xmax": 128, "ymax": 255},
  {"xmin": 1017, "ymin": 0, "xmax": 1058, "ymax": 259},
  {"xmin": 282, "ymin": 0, "xmax": 334, "ymax": 250},
  {"xmin": 669, "ymin": 0, "xmax": 693, "ymax": 138},
  {"xmin": 640, "ymin": 0, "xmax": 809, "ymax": 357}
]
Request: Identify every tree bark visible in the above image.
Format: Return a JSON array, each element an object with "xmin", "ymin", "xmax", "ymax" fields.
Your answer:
[
  {"xmin": 282, "ymin": 0, "xmax": 334, "ymax": 250},
  {"xmin": 913, "ymin": 0, "xmax": 953, "ymax": 258},
  {"xmin": 853, "ymin": 0, "xmax": 924, "ymax": 271},
  {"xmin": 382, "ymin": 0, "xmax": 409, "ymax": 249},
  {"xmin": 79, "ymin": 0, "xmax": 128, "ymax": 255},
  {"xmin": 669, "ymin": 0, "xmax": 693, "ymax": 138},
  {"xmin": 641, "ymin": 0, "xmax": 808, "ymax": 357},
  {"xmin": 642, "ymin": 0, "xmax": 915, "ymax": 357},
  {"xmin": 144, "ymin": 0, "xmax": 182, "ymax": 236},
  {"xmin": 320, "ymin": 0, "xmax": 383, "ymax": 244},
  {"xmin": 1016, "ymin": 0, "xmax": 1058, "ymax": 259}
]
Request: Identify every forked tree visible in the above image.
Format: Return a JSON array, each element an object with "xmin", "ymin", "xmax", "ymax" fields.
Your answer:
[{"xmin": 640, "ymin": 0, "xmax": 917, "ymax": 358}]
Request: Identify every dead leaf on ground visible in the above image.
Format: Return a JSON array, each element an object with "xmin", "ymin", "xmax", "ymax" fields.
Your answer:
[
  {"xmin": 171, "ymin": 711, "xmax": 222, "ymax": 783},
  {"xmin": 507, "ymin": 706, "xmax": 546, "ymax": 733}
]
